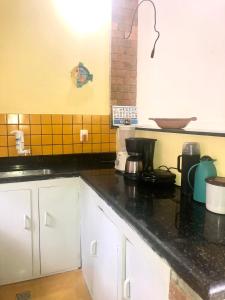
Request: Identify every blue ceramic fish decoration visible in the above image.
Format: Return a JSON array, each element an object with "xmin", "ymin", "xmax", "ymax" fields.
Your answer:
[{"xmin": 71, "ymin": 62, "xmax": 93, "ymax": 88}]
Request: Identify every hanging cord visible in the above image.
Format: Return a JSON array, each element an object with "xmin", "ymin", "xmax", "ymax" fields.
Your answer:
[{"xmin": 125, "ymin": 0, "xmax": 160, "ymax": 58}]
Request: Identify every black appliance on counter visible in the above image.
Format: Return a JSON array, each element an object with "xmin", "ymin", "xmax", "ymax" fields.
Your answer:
[{"xmin": 124, "ymin": 137, "xmax": 176, "ymax": 185}]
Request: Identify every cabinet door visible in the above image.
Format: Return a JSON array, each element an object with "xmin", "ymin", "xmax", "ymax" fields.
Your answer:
[
  {"xmin": 39, "ymin": 183, "xmax": 80, "ymax": 275},
  {"xmin": 93, "ymin": 207, "xmax": 120, "ymax": 300},
  {"xmin": 81, "ymin": 186, "xmax": 99, "ymax": 295},
  {"xmin": 125, "ymin": 240, "xmax": 170, "ymax": 300},
  {"xmin": 0, "ymin": 189, "xmax": 33, "ymax": 285},
  {"xmin": 80, "ymin": 182, "xmax": 120, "ymax": 300}
]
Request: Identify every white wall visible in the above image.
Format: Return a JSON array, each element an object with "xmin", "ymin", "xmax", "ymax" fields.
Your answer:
[{"xmin": 137, "ymin": 0, "xmax": 225, "ymax": 132}]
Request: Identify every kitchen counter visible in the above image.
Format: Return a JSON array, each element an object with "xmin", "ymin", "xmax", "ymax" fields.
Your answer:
[
  {"xmin": 0, "ymin": 153, "xmax": 115, "ymax": 183},
  {"xmin": 81, "ymin": 169, "xmax": 225, "ymax": 300},
  {"xmin": 0, "ymin": 154, "xmax": 225, "ymax": 300}
]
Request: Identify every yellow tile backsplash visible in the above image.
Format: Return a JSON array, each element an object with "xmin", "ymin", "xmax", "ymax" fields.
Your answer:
[{"xmin": 0, "ymin": 114, "xmax": 115, "ymax": 157}]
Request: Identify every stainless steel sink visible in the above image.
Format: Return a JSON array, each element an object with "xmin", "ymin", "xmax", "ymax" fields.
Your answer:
[{"xmin": 0, "ymin": 169, "xmax": 53, "ymax": 178}]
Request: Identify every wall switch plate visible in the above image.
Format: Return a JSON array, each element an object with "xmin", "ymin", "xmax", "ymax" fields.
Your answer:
[{"xmin": 112, "ymin": 106, "xmax": 137, "ymax": 126}]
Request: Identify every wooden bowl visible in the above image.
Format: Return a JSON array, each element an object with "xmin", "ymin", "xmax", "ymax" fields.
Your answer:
[{"xmin": 148, "ymin": 117, "xmax": 197, "ymax": 129}]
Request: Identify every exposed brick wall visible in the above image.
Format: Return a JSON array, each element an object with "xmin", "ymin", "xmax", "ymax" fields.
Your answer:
[{"xmin": 111, "ymin": 0, "xmax": 138, "ymax": 107}]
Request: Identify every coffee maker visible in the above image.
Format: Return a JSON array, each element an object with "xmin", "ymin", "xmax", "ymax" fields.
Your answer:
[
  {"xmin": 124, "ymin": 137, "xmax": 176, "ymax": 185},
  {"xmin": 124, "ymin": 138, "xmax": 156, "ymax": 180}
]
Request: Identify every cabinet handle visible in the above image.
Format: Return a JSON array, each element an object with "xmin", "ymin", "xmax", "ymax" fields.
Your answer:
[
  {"xmin": 44, "ymin": 212, "xmax": 50, "ymax": 227},
  {"xmin": 90, "ymin": 240, "xmax": 97, "ymax": 256},
  {"xmin": 24, "ymin": 215, "xmax": 31, "ymax": 230},
  {"xmin": 123, "ymin": 278, "xmax": 131, "ymax": 299}
]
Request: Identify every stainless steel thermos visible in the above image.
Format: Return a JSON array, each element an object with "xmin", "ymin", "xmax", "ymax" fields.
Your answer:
[{"xmin": 177, "ymin": 142, "xmax": 200, "ymax": 195}]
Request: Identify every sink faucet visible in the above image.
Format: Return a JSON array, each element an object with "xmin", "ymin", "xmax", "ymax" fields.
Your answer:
[{"xmin": 11, "ymin": 130, "xmax": 31, "ymax": 156}]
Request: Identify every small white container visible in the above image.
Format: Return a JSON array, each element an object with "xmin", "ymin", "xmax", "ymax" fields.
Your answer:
[{"xmin": 206, "ymin": 177, "xmax": 225, "ymax": 214}]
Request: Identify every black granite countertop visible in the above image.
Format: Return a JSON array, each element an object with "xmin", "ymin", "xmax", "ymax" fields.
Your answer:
[
  {"xmin": 0, "ymin": 154, "xmax": 224, "ymax": 300},
  {"xmin": 0, "ymin": 153, "xmax": 115, "ymax": 183},
  {"xmin": 81, "ymin": 169, "xmax": 225, "ymax": 300}
]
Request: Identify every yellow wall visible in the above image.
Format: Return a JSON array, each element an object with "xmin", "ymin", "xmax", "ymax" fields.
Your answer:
[
  {"xmin": 0, "ymin": 0, "xmax": 110, "ymax": 115},
  {"xmin": 136, "ymin": 130, "xmax": 225, "ymax": 185}
]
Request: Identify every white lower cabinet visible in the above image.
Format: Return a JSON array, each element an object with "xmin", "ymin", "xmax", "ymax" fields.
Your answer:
[
  {"xmin": 39, "ymin": 181, "xmax": 80, "ymax": 275},
  {"xmin": 0, "ymin": 189, "xmax": 33, "ymax": 285},
  {"xmin": 0, "ymin": 178, "xmax": 80, "ymax": 285},
  {"xmin": 80, "ymin": 182, "xmax": 121, "ymax": 300},
  {"xmin": 124, "ymin": 240, "xmax": 170, "ymax": 300},
  {"xmin": 80, "ymin": 180, "xmax": 171, "ymax": 300}
]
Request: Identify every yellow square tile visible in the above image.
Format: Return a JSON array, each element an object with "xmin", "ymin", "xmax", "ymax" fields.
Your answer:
[
  {"xmin": 31, "ymin": 135, "xmax": 42, "ymax": 145},
  {"xmin": 100, "ymin": 115, "xmax": 110, "ymax": 125},
  {"xmin": 52, "ymin": 125, "xmax": 62, "ymax": 134},
  {"xmin": 31, "ymin": 125, "xmax": 41, "ymax": 135},
  {"xmin": 101, "ymin": 143, "xmax": 110, "ymax": 152},
  {"xmin": 110, "ymin": 128, "xmax": 116, "ymax": 134},
  {"xmin": 63, "ymin": 115, "xmax": 72, "ymax": 124},
  {"xmin": 42, "ymin": 125, "xmax": 52, "ymax": 135},
  {"xmin": 19, "ymin": 125, "xmax": 30, "ymax": 135},
  {"xmin": 63, "ymin": 145, "xmax": 73, "ymax": 154},
  {"xmin": 73, "ymin": 124, "xmax": 82, "ymax": 134},
  {"xmin": 101, "ymin": 134, "xmax": 109, "ymax": 143},
  {"xmin": 82, "ymin": 124, "xmax": 92, "ymax": 133},
  {"xmin": 31, "ymin": 146, "xmax": 42, "ymax": 156},
  {"xmin": 92, "ymin": 144, "xmax": 101, "ymax": 153},
  {"xmin": 7, "ymin": 124, "xmax": 18, "ymax": 135},
  {"xmin": 91, "ymin": 115, "xmax": 101, "ymax": 124},
  {"xmin": 101, "ymin": 125, "xmax": 110, "ymax": 133},
  {"xmin": 73, "ymin": 144, "xmax": 82, "ymax": 153},
  {"xmin": 92, "ymin": 125, "xmax": 101, "ymax": 134},
  {"xmin": 7, "ymin": 114, "xmax": 18, "ymax": 124},
  {"xmin": 0, "ymin": 125, "xmax": 7, "ymax": 135},
  {"xmin": 110, "ymin": 143, "xmax": 116, "ymax": 152},
  {"xmin": 42, "ymin": 135, "xmax": 53, "ymax": 145},
  {"xmin": 63, "ymin": 135, "xmax": 73, "ymax": 144},
  {"xmin": 83, "ymin": 115, "xmax": 91, "ymax": 124},
  {"xmin": 0, "ymin": 114, "xmax": 7, "ymax": 124},
  {"xmin": 0, "ymin": 136, "xmax": 7, "ymax": 146},
  {"xmin": 30, "ymin": 114, "xmax": 41, "ymax": 124},
  {"xmin": 8, "ymin": 146, "xmax": 18, "ymax": 157},
  {"xmin": 110, "ymin": 133, "xmax": 116, "ymax": 143},
  {"xmin": 92, "ymin": 134, "xmax": 101, "ymax": 143},
  {"xmin": 83, "ymin": 144, "xmax": 92, "ymax": 153},
  {"xmin": 73, "ymin": 134, "xmax": 81, "ymax": 144},
  {"xmin": 24, "ymin": 135, "xmax": 31, "ymax": 146},
  {"xmin": 0, "ymin": 147, "xmax": 8, "ymax": 157},
  {"xmin": 52, "ymin": 115, "xmax": 62, "ymax": 124},
  {"xmin": 42, "ymin": 145, "xmax": 53, "ymax": 155},
  {"xmin": 19, "ymin": 114, "xmax": 30, "ymax": 124},
  {"xmin": 73, "ymin": 115, "xmax": 82, "ymax": 124},
  {"xmin": 8, "ymin": 135, "xmax": 16, "ymax": 146},
  {"xmin": 53, "ymin": 145, "xmax": 63, "ymax": 155},
  {"xmin": 63, "ymin": 125, "xmax": 73, "ymax": 135},
  {"xmin": 53, "ymin": 135, "xmax": 62, "ymax": 144},
  {"xmin": 41, "ymin": 114, "xmax": 52, "ymax": 124}
]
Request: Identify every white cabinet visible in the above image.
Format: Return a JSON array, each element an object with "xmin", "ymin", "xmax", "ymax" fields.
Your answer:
[
  {"xmin": 80, "ymin": 180, "xmax": 171, "ymax": 300},
  {"xmin": 0, "ymin": 178, "xmax": 80, "ymax": 285},
  {"xmin": 93, "ymin": 207, "xmax": 120, "ymax": 300},
  {"xmin": 0, "ymin": 189, "xmax": 33, "ymax": 285},
  {"xmin": 80, "ymin": 182, "xmax": 121, "ymax": 300},
  {"xmin": 39, "ymin": 181, "xmax": 80, "ymax": 275},
  {"xmin": 124, "ymin": 239, "xmax": 170, "ymax": 300}
]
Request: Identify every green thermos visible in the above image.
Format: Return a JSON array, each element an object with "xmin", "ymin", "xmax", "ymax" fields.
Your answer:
[{"xmin": 188, "ymin": 156, "xmax": 217, "ymax": 203}]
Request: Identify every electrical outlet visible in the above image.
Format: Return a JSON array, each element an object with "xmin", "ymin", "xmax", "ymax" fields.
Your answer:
[{"xmin": 80, "ymin": 129, "xmax": 88, "ymax": 142}]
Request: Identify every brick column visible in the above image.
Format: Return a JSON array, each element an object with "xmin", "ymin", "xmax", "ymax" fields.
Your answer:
[{"xmin": 111, "ymin": 0, "xmax": 138, "ymax": 107}]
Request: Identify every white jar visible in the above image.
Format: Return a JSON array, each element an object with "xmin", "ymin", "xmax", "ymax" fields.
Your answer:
[{"xmin": 206, "ymin": 177, "xmax": 225, "ymax": 214}]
